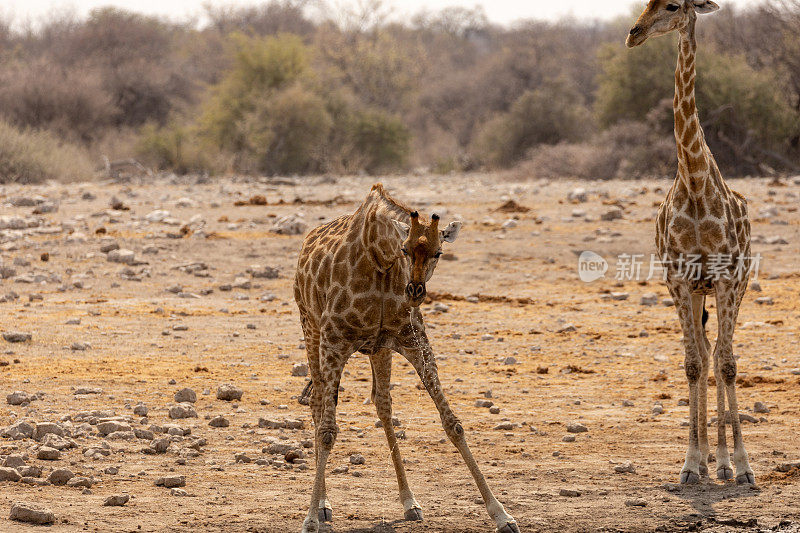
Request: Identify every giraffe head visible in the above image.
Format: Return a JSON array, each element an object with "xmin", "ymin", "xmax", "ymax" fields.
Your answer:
[
  {"xmin": 626, "ymin": 0, "xmax": 719, "ymax": 48},
  {"xmin": 391, "ymin": 212, "xmax": 461, "ymax": 307}
]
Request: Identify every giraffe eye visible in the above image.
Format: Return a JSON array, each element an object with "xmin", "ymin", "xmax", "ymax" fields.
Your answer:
[
  {"xmin": 401, "ymin": 248, "xmax": 409, "ymax": 256},
  {"xmin": 434, "ymin": 251, "xmax": 442, "ymax": 258},
  {"xmin": 666, "ymin": 4, "xmax": 680, "ymax": 11}
]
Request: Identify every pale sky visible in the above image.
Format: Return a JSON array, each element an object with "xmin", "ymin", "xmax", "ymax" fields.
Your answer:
[{"xmin": 1, "ymin": 0, "xmax": 754, "ymax": 28}]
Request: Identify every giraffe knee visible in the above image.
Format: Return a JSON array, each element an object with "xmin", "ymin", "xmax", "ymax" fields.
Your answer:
[
  {"xmin": 720, "ymin": 359, "xmax": 737, "ymax": 385},
  {"xmin": 685, "ymin": 360, "xmax": 701, "ymax": 383},
  {"xmin": 373, "ymin": 394, "xmax": 393, "ymax": 420},
  {"xmin": 318, "ymin": 425, "xmax": 338, "ymax": 448},
  {"xmin": 442, "ymin": 418, "xmax": 464, "ymax": 442}
]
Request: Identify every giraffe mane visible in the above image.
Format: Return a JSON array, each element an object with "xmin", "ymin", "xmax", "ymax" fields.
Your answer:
[{"xmin": 368, "ymin": 183, "xmax": 424, "ymax": 224}]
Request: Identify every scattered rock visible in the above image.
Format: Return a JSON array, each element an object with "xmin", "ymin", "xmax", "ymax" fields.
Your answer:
[
  {"xmin": 291, "ymin": 363, "xmax": 309, "ymax": 377},
  {"xmin": 155, "ymin": 475, "xmax": 185, "ymax": 488},
  {"xmin": 74, "ymin": 386, "xmax": 103, "ymax": 395},
  {"xmin": 3, "ymin": 332, "xmax": 31, "ymax": 343},
  {"xmin": 168, "ymin": 403, "xmax": 198, "ymax": 419},
  {"xmin": 640, "ymin": 293, "xmax": 659, "ymax": 306},
  {"xmin": 6, "ymin": 391, "xmax": 33, "ymax": 405},
  {"xmin": 615, "ymin": 462, "xmax": 636, "ymax": 474},
  {"xmin": 10, "ymin": 502, "xmax": 55, "ymax": 525},
  {"xmin": 0, "ymin": 467, "xmax": 22, "ymax": 482},
  {"xmin": 67, "ymin": 476, "xmax": 94, "ymax": 488},
  {"xmin": 625, "ymin": 499, "xmax": 647, "ymax": 507},
  {"xmin": 271, "ymin": 214, "xmax": 307, "ymax": 235},
  {"xmin": 107, "ymin": 249, "xmax": 136, "ymax": 265},
  {"xmin": 568, "ymin": 188, "xmax": 588, "ymax": 203},
  {"xmin": 2, "ymin": 455, "xmax": 26, "ymax": 469},
  {"xmin": 755, "ymin": 296, "xmax": 774, "ymax": 305},
  {"xmin": 600, "ymin": 208, "xmax": 623, "ymax": 221},
  {"xmin": 234, "ymin": 452, "xmax": 252, "ymax": 463},
  {"xmin": 103, "ymin": 494, "xmax": 130, "ymax": 507},
  {"xmin": 754, "ymin": 402, "xmax": 770, "ymax": 414},
  {"xmin": 349, "ymin": 453, "xmax": 365, "ymax": 465},
  {"xmin": 209, "ymin": 415, "xmax": 230, "ymax": 428},
  {"xmin": 2, "ymin": 420, "xmax": 35, "ymax": 440},
  {"xmin": 174, "ymin": 388, "xmax": 197, "ymax": 403},
  {"xmin": 33, "ymin": 422, "xmax": 65, "ymax": 441},
  {"xmin": 97, "ymin": 421, "xmax": 131, "ymax": 436},
  {"xmin": 566, "ymin": 422, "xmax": 588, "ymax": 434},
  {"xmin": 47, "ymin": 468, "xmax": 75, "ymax": 485},
  {"xmin": 37, "ymin": 446, "xmax": 61, "ymax": 460},
  {"xmin": 560, "ymin": 489, "xmax": 581, "ymax": 497},
  {"xmin": 217, "ymin": 383, "xmax": 243, "ymax": 401}
]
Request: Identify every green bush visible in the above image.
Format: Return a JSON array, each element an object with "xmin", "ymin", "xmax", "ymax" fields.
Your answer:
[
  {"xmin": 199, "ymin": 32, "xmax": 309, "ymax": 154},
  {"xmin": 137, "ymin": 122, "xmax": 218, "ymax": 174},
  {"xmin": 242, "ymin": 84, "xmax": 333, "ymax": 174},
  {"xmin": 596, "ymin": 37, "xmax": 797, "ymax": 173},
  {"xmin": 193, "ymin": 32, "xmax": 410, "ymax": 175},
  {"xmin": 0, "ymin": 120, "xmax": 95, "ymax": 183},
  {"xmin": 348, "ymin": 109, "xmax": 410, "ymax": 173},
  {"xmin": 473, "ymin": 80, "xmax": 593, "ymax": 167}
]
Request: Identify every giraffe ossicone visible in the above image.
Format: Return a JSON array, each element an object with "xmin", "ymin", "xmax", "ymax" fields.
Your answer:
[
  {"xmin": 293, "ymin": 183, "xmax": 519, "ymax": 533},
  {"xmin": 627, "ymin": 0, "xmax": 755, "ymax": 486}
]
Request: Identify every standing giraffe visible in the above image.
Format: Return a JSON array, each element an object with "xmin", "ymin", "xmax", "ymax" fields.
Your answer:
[
  {"xmin": 627, "ymin": 0, "xmax": 754, "ymax": 485},
  {"xmin": 293, "ymin": 183, "xmax": 519, "ymax": 533}
]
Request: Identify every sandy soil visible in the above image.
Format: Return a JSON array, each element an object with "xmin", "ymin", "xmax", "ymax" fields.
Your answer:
[{"xmin": 0, "ymin": 173, "xmax": 799, "ymax": 533}]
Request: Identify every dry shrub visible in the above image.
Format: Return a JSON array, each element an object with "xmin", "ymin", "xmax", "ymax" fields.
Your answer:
[
  {"xmin": 522, "ymin": 121, "xmax": 674, "ymax": 181},
  {"xmin": 0, "ymin": 120, "xmax": 95, "ymax": 183},
  {"xmin": 0, "ymin": 60, "xmax": 114, "ymax": 143}
]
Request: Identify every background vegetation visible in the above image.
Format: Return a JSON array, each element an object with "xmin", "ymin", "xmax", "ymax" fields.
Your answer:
[{"xmin": 0, "ymin": 0, "xmax": 798, "ymax": 182}]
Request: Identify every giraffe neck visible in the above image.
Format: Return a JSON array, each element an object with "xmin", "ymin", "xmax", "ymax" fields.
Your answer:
[{"xmin": 674, "ymin": 14, "xmax": 709, "ymax": 192}]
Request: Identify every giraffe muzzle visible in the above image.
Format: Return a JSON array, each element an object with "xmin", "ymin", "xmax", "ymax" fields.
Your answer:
[{"xmin": 405, "ymin": 282, "xmax": 426, "ymax": 305}]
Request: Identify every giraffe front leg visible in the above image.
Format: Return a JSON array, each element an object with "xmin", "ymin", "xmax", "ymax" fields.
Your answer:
[
  {"xmin": 303, "ymin": 332, "xmax": 333, "ymax": 522},
  {"xmin": 301, "ymin": 341, "xmax": 347, "ymax": 533},
  {"xmin": 715, "ymin": 283, "xmax": 754, "ymax": 485},
  {"xmin": 691, "ymin": 294, "xmax": 710, "ymax": 478},
  {"xmin": 399, "ymin": 337, "xmax": 519, "ymax": 533},
  {"xmin": 370, "ymin": 349, "xmax": 423, "ymax": 521},
  {"xmin": 668, "ymin": 282, "xmax": 703, "ymax": 484},
  {"xmin": 713, "ymin": 351, "xmax": 733, "ymax": 481}
]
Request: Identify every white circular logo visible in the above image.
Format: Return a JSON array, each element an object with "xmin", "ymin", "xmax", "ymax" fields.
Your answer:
[{"xmin": 578, "ymin": 251, "xmax": 608, "ymax": 282}]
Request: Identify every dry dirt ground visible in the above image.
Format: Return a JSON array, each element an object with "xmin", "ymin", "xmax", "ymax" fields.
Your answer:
[{"xmin": 0, "ymin": 173, "xmax": 799, "ymax": 533}]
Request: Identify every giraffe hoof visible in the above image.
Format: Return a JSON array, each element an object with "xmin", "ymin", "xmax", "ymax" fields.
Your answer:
[
  {"xmin": 497, "ymin": 521, "xmax": 520, "ymax": 533},
  {"xmin": 301, "ymin": 518, "xmax": 319, "ymax": 533},
  {"xmin": 736, "ymin": 472, "xmax": 755, "ymax": 485},
  {"xmin": 680, "ymin": 470, "xmax": 700, "ymax": 484},
  {"xmin": 318, "ymin": 507, "xmax": 332, "ymax": 522},
  {"xmin": 404, "ymin": 507, "xmax": 423, "ymax": 521},
  {"xmin": 716, "ymin": 466, "xmax": 734, "ymax": 480}
]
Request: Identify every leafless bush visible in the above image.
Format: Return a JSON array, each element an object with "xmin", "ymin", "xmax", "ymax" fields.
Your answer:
[
  {"xmin": 522, "ymin": 121, "xmax": 675, "ymax": 181},
  {"xmin": 0, "ymin": 120, "xmax": 95, "ymax": 183},
  {"xmin": 0, "ymin": 60, "xmax": 115, "ymax": 142}
]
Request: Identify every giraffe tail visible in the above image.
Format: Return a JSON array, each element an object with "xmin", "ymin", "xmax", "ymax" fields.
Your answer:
[
  {"xmin": 298, "ymin": 379, "xmax": 313, "ymax": 405},
  {"xmin": 702, "ymin": 305, "xmax": 709, "ymax": 329}
]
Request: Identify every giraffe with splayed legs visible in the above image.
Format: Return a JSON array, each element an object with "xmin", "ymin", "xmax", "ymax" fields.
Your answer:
[
  {"xmin": 627, "ymin": 0, "xmax": 754, "ymax": 485},
  {"xmin": 293, "ymin": 183, "xmax": 519, "ymax": 533}
]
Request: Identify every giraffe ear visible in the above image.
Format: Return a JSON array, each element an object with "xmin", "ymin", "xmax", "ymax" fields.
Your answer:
[
  {"xmin": 391, "ymin": 219, "xmax": 410, "ymax": 241},
  {"xmin": 692, "ymin": 0, "xmax": 719, "ymax": 14},
  {"xmin": 440, "ymin": 221, "xmax": 462, "ymax": 243}
]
